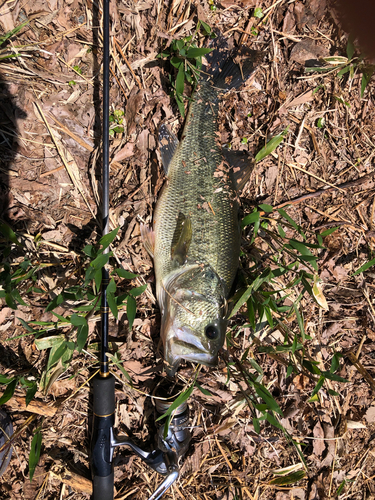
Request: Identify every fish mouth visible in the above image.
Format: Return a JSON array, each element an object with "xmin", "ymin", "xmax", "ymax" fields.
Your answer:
[{"xmin": 164, "ymin": 328, "xmax": 218, "ymax": 377}]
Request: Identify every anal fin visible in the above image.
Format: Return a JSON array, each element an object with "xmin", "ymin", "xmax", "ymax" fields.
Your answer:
[{"xmin": 223, "ymin": 148, "xmax": 255, "ymax": 191}]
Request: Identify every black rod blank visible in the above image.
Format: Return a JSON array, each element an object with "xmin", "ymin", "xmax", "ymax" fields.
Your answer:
[{"xmin": 100, "ymin": 0, "xmax": 110, "ymax": 376}]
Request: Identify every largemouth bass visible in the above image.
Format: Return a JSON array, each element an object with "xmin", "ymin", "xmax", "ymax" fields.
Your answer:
[{"xmin": 141, "ymin": 38, "xmax": 260, "ymax": 376}]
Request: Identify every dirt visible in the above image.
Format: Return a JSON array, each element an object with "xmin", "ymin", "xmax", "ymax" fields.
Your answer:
[{"xmin": 1, "ymin": 0, "xmax": 375, "ymax": 499}]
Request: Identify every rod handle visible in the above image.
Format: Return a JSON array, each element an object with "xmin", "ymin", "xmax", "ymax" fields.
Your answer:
[
  {"xmin": 91, "ymin": 374, "xmax": 115, "ymax": 499},
  {"xmin": 93, "ymin": 471, "xmax": 114, "ymax": 500},
  {"xmin": 92, "ymin": 373, "xmax": 115, "ymax": 415}
]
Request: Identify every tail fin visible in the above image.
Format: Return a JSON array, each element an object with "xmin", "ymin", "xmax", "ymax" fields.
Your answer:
[{"xmin": 202, "ymin": 32, "xmax": 263, "ymax": 92}]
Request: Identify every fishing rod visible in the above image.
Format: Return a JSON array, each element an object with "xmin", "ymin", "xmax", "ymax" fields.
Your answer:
[{"xmin": 90, "ymin": 2, "xmax": 191, "ymax": 499}]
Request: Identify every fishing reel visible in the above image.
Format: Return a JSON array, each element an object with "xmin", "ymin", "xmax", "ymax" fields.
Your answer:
[{"xmin": 91, "ymin": 374, "xmax": 191, "ymax": 500}]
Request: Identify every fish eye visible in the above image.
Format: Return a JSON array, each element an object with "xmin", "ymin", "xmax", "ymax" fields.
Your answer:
[{"xmin": 205, "ymin": 325, "xmax": 219, "ymax": 340}]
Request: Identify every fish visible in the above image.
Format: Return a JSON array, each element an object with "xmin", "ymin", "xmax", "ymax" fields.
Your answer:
[{"xmin": 141, "ymin": 36, "xmax": 260, "ymax": 376}]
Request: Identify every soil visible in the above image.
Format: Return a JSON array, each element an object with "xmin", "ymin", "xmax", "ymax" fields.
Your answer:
[{"xmin": 1, "ymin": 0, "xmax": 375, "ymax": 499}]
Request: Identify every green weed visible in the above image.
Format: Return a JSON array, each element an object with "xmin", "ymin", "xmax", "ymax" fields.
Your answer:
[
  {"xmin": 0, "ymin": 227, "xmax": 143, "ymax": 402},
  {"xmin": 0, "ymin": 20, "xmax": 29, "ymax": 62},
  {"xmin": 158, "ymin": 20, "xmax": 214, "ymax": 117},
  {"xmin": 305, "ymin": 35, "xmax": 374, "ymax": 98},
  {"xmin": 253, "ymin": 7, "xmax": 264, "ymax": 19},
  {"xmin": 224, "ymin": 205, "xmax": 347, "ymax": 456},
  {"xmin": 156, "ymin": 373, "xmax": 197, "ymax": 438},
  {"xmin": 29, "ymin": 427, "xmax": 42, "ymax": 481},
  {"xmin": 255, "ymin": 126, "xmax": 289, "ymax": 162},
  {"xmin": 0, "ymin": 223, "xmax": 40, "ymax": 309},
  {"xmin": 109, "ymin": 108, "xmax": 125, "ymax": 136},
  {"xmin": 353, "ymin": 255, "xmax": 375, "ymax": 275},
  {"xmin": 0, "ymin": 225, "xmax": 145, "ymax": 479}
]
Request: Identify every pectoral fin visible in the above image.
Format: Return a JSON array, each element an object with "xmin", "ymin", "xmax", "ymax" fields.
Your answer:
[
  {"xmin": 159, "ymin": 124, "xmax": 179, "ymax": 175},
  {"xmin": 140, "ymin": 223, "xmax": 155, "ymax": 258},
  {"xmin": 223, "ymin": 148, "xmax": 255, "ymax": 191},
  {"xmin": 171, "ymin": 214, "xmax": 192, "ymax": 265}
]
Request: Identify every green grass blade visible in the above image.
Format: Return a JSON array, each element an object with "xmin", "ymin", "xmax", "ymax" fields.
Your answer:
[
  {"xmin": 99, "ymin": 227, "xmax": 119, "ymax": 252},
  {"xmin": 0, "ymin": 20, "xmax": 29, "ymax": 46},
  {"xmin": 353, "ymin": 257, "xmax": 375, "ymax": 275},
  {"xmin": 126, "ymin": 295, "xmax": 136, "ymax": 329},
  {"xmin": 114, "ymin": 268, "xmax": 137, "ymax": 279},
  {"xmin": 255, "ymin": 127, "xmax": 289, "ymax": 162},
  {"xmin": 0, "ymin": 222, "xmax": 23, "ymax": 245},
  {"xmin": 0, "ymin": 378, "xmax": 17, "ymax": 404},
  {"xmin": 156, "ymin": 382, "xmax": 195, "ymax": 422},
  {"xmin": 29, "ymin": 430, "xmax": 42, "ymax": 481},
  {"xmin": 26, "ymin": 383, "xmax": 38, "ymax": 406},
  {"xmin": 185, "ymin": 47, "xmax": 212, "ymax": 58},
  {"xmin": 269, "ymin": 470, "xmax": 306, "ymax": 485}
]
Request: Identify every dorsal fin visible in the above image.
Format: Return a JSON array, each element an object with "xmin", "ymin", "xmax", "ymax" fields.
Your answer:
[
  {"xmin": 222, "ymin": 148, "xmax": 255, "ymax": 191},
  {"xmin": 159, "ymin": 124, "xmax": 179, "ymax": 175}
]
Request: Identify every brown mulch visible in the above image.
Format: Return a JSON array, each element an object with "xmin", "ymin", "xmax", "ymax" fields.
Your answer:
[{"xmin": 1, "ymin": 0, "xmax": 375, "ymax": 499}]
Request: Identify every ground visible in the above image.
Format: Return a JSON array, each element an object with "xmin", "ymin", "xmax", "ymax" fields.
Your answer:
[{"xmin": 0, "ymin": 0, "xmax": 375, "ymax": 499}]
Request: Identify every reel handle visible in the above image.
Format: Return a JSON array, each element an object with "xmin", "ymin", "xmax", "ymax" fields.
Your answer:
[{"xmin": 147, "ymin": 469, "xmax": 179, "ymax": 500}]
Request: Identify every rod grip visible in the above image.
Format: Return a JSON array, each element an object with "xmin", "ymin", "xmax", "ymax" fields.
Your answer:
[
  {"xmin": 92, "ymin": 373, "xmax": 115, "ymax": 416},
  {"xmin": 93, "ymin": 471, "xmax": 114, "ymax": 500},
  {"xmin": 92, "ymin": 374, "xmax": 115, "ymax": 499}
]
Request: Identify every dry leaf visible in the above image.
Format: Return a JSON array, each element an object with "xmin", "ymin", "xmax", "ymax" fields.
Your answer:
[
  {"xmin": 285, "ymin": 90, "xmax": 314, "ymax": 109},
  {"xmin": 49, "ymin": 378, "xmax": 76, "ymax": 397},
  {"xmin": 265, "ymin": 165, "xmax": 278, "ymax": 190},
  {"xmin": 346, "ymin": 420, "xmax": 366, "ymax": 430},
  {"xmin": 365, "ymin": 407, "xmax": 375, "ymax": 423},
  {"xmin": 290, "ymin": 40, "xmax": 328, "ymax": 65},
  {"xmin": 293, "ymin": 374, "xmax": 309, "ymax": 391},
  {"xmin": 113, "ymin": 142, "xmax": 135, "ymax": 162},
  {"xmin": 313, "ymin": 421, "xmax": 325, "ymax": 457},
  {"xmin": 0, "ymin": 6, "xmax": 15, "ymax": 32},
  {"xmin": 211, "ymin": 418, "xmax": 237, "ymax": 436},
  {"xmin": 0, "ymin": 307, "xmax": 12, "ymax": 325},
  {"xmin": 313, "ymin": 276, "xmax": 329, "ymax": 311},
  {"xmin": 321, "ymin": 425, "xmax": 335, "ymax": 467}
]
